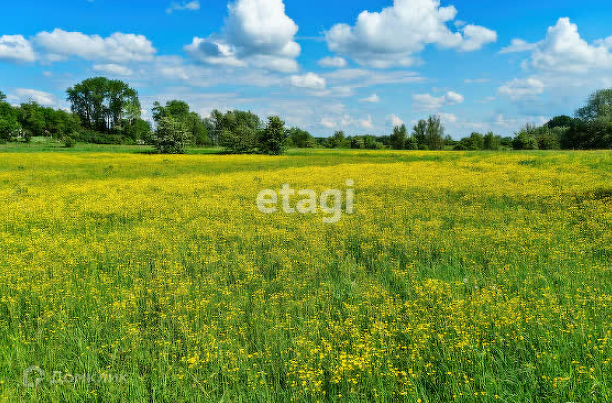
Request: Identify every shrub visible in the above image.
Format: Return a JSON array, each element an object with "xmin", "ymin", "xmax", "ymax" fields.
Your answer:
[{"xmin": 152, "ymin": 117, "xmax": 190, "ymax": 154}]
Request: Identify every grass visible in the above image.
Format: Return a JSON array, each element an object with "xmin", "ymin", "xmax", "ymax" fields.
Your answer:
[{"xmin": 0, "ymin": 146, "xmax": 611, "ymax": 402}]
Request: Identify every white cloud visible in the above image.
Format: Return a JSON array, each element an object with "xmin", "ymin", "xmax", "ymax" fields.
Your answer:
[
  {"xmin": 290, "ymin": 72, "xmax": 326, "ymax": 89},
  {"xmin": 499, "ymin": 39, "xmax": 539, "ymax": 54},
  {"xmin": 360, "ymin": 115, "xmax": 374, "ymax": 129},
  {"xmin": 504, "ymin": 18, "xmax": 612, "ymax": 74},
  {"xmin": 13, "ymin": 88, "xmax": 57, "ymax": 106},
  {"xmin": 438, "ymin": 112, "xmax": 457, "ymax": 123},
  {"xmin": 185, "ymin": 0, "xmax": 301, "ymax": 72},
  {"xmin": 360, "ymin": 93, "xmax": 380, "ymax": 103},
  {"xmin": 320, "ymin": 117, "xmax": 337, "ymax": 128},
  {"xmin": 529, "ymin": 18, "xmax": 612, "ymax": 74},
  {"xmin": 459, "ymin": 25, "xmax": 498, "ymax": 52},
  {"xmin": 388, "ymin": 114, "xmax": 404, "ymax": 127},
  {"xmin": 34, "ymin": 29, "xmax": 156, "ymax": 63},
  {"xmin": 412, "ymin": 91, "xmax": 464, "ymax": 110},
  {"xmin": 318, "ymin": 56, "xmax": 347, "ymax": 68},
  {"xmin": 93, "ymin": 63, "xmax": 134, "ymax": 76},
  {"xmin": 324, "ymin": 0, "xmax": 496, "ymax": 68},
  {"xmin": 166, "ymin": 1, "xmax": 200, "ymax": 14},
  {"xmin": 0, "ymin": 35, "xmax": 36, "ymax": 63},
  {"xmin": 498, "ymin": 78, "xmax": 544, "ymax": 100}
]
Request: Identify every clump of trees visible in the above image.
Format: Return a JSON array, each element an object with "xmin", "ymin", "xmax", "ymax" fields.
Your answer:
[
  {"xmin": 508, "ymin": 89, "xmax": 612, "ymax": 150},
  {"xmin": 67, "ymin": 77, "xmax": 150, "ymax": 143},
  {"xmin": 0, "ymin": 90, "xmax": 80, "ymax": 143},
  {"xmin": 387, "ymin": 115, "xmax": 446, "ymax": 150},
  {"xmin": 205, "ymin": 109, "xmax": 290, "ymax": 155}
]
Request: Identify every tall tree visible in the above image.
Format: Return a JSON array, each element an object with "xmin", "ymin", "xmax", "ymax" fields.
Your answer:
[
  {"xmin": 67, "ymin": 77, "xmax": 140, "ymax": 133},
  {"xmin": 390, "ymin": 124, "xmax": 407, "ymax": 150},
  {"xmin": 412, "ymin": 119, "xmax": 428, "ymax": 149},
  {"xmin": 0, "ymin": 90, "xmax": 6, "ymax": 102},
  {"xmin": 426, "ymin": 115, "xmax": 444, "ymax": 150},
  {"xmin": 576, "ymin": 89, "xmax": 612, "ymax": 121},
  {"xmin": 260, "ymin": 116, "xmax": 288, "ymax": 155}
]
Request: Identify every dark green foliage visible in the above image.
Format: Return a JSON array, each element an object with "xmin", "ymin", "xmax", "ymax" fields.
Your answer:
[
  {"xmin": 0, "ymin": 101, "xmax": 20, "ymax": 141},
  {"xmin": 259, "ymin": 116, "xmax": 288, "ymax": 155},
  {"xmin": 287, "ymin": 127, "xmax": 315, "ymax": 148},
  {"xmin": 483, "ymin": 132, "xmax": 500, "ymax": 150},
  {"xmin": 390, "ymin": 124, "xmax": 407, "ymax": 150},
  {"xmin": 512, "ymin": 126, "xmax": 539, "ymax": 150}
]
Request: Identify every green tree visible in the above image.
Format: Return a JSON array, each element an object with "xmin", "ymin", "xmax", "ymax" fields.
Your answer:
[
  {"xmin": 412, "ymin": 120, "xmax": 428, "ymax": 148},
  {"xmin": 0, "ymin": 90, "xmax": 6, "ymax": 102},
  {"xmin": 287, "ymin": 127, "xmax": 315, "ymax": 148},
  {"xmin": 576, "ymin": 89, "xmax": 612, "ymax": 121},
  {"xmin": 153, "ymin": 100, "xmax": 209, "ymax": 146},
  {"xmin": 329, "ymin": 131, "xmax": 348, "ymax": 148},
  {"xmin": 152, "ymin": 117, "xmax": 190, "ymax": 154},
  {"xmin": 67, "ymin": 77, "xmax": 139, "ymax": 133},
  {"xmin": 512, "ymin": 125, "xmax": 539, "ymax": 150},
  {"xmin": 0, "ymin": 101, "xmax": 20, "ymax": 141},
  {"xmin": 390, "ymin": 124, "xmax": 407, "ymax": 150},
  {"xmin": 425, "ymin": 115, "xmax": 444, "ymax": 150},
  {"xmin": 260, "ymin": 116, "xmax": 288, "ymax": 155},
  {"xmin": 483, "ymin": 132, "xmax": 500, "ymax": 150},
  {"xmin": 220, "ymin": 124, "xmax": 258, "ymax": 153},
  {"xmin": 405, "ymin": 136, "xmax": 418, "ymax": 150}
]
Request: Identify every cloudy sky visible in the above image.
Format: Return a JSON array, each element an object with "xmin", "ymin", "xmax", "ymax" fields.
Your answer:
[{"xmin": 1, "ymin": 0, "xmax": 612, "ymax": 137}]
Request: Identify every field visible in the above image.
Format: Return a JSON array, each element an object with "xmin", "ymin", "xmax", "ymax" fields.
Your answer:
[{"xmin": 1, "ymin": 148, "xmax": 611, "ymax": 402}]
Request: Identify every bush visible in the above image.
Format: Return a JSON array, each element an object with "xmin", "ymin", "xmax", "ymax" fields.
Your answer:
[
  {"xmin": 63, "ymin": 136, "xmax": 76, "ymax": 148},
  {"xmin": 152, "ymin": 117, "xmax": 190, "ymax": 154}
]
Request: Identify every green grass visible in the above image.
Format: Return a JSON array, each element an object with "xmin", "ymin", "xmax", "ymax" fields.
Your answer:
[{"xmin": 0, "ymin": 147, "xmax": 611, "ymax": 402}]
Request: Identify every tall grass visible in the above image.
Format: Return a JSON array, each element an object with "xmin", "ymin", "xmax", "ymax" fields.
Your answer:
[{"xmin": 0, "ymin": 149, "xmax": 611, "ymax": 402}]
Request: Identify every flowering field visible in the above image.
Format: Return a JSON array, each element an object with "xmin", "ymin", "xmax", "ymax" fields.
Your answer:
[{"xmin": 1, "ymin": 150, "xmax": 612, "ymax": 402}]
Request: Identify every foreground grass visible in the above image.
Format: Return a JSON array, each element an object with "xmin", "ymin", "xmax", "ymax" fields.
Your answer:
[{"xmin": 0, "ymin": 150, "xmax": 611, "ymax": 402}]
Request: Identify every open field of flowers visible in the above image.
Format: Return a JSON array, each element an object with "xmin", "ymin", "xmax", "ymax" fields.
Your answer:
[{"xmin": 1, "ymin": 149, "xmax": 611, "ymax": 402}]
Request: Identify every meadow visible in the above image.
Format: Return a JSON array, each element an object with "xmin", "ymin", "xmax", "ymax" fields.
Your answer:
[{"xmin": 0, "ymin": 147, "xmax": 611, "ymax": 402}]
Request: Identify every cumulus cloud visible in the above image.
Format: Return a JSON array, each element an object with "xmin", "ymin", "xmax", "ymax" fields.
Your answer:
[
  {"xmin": 0, "ymin": 35, "xmax": 36, "ymax": 63},
  {"xmin": 290, "ymin": 72, "xmax": 326, "ymax": 89},
  {"xmin": 498, "ymin": 78, "xmax": 544, "ymax": 100},
  {"xmin": 13, "ymin": 88, "xmax": 57, "ymax": 106},
  {"xmin": 33, "ymin": 29, "xmax": 156, "ymax": 63},
  {"xmin": 185, "ymin": 0, "xmax": 301, "ymax": 72},
  {"xmin": 324, "ymin": 0, "xmax": 496, "ymax": 68},
  {"xmin": 504, "ymin": 18, "xmax": 612, "ymax": 74},
  {"xmin": 412, "ymin": 91, "xmax": 464, "ymax": 110},
  {"xmin": 318, "ymin": 56, "xmax": 347, "ymax": 68},
  {"xmin": 166, "ymin": 1, "xmax": 200, "ymax": 14},
  {"xmin": 360, "ymin": 94, "xmax": 380, "ymax": 103},
  {"xmin": 93, "ymin": 63, "xmax": 134, "ymax": 76}
]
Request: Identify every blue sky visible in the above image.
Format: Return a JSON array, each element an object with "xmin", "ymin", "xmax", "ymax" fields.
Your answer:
[{"xmin": 1, "ymin": 0, "xmax": 612, "ymax": 138}]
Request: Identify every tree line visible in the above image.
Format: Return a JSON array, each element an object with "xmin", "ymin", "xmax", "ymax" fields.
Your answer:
[{"xmin": 2, "ymin": 81, "xmax": 612, "ymax": 153}]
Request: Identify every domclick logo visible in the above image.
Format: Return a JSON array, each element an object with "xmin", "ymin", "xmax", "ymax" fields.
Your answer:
[
  {"xmin": 22, "ymin": 365, "xmax": 128, "ymax": 388},
  {"xmin": 257, "ymin": 180, "xmax": 355, "ymax": 224},
  {"xmin": 23, "ymin": 366, "xmax": 45, "ymax": 388}
]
